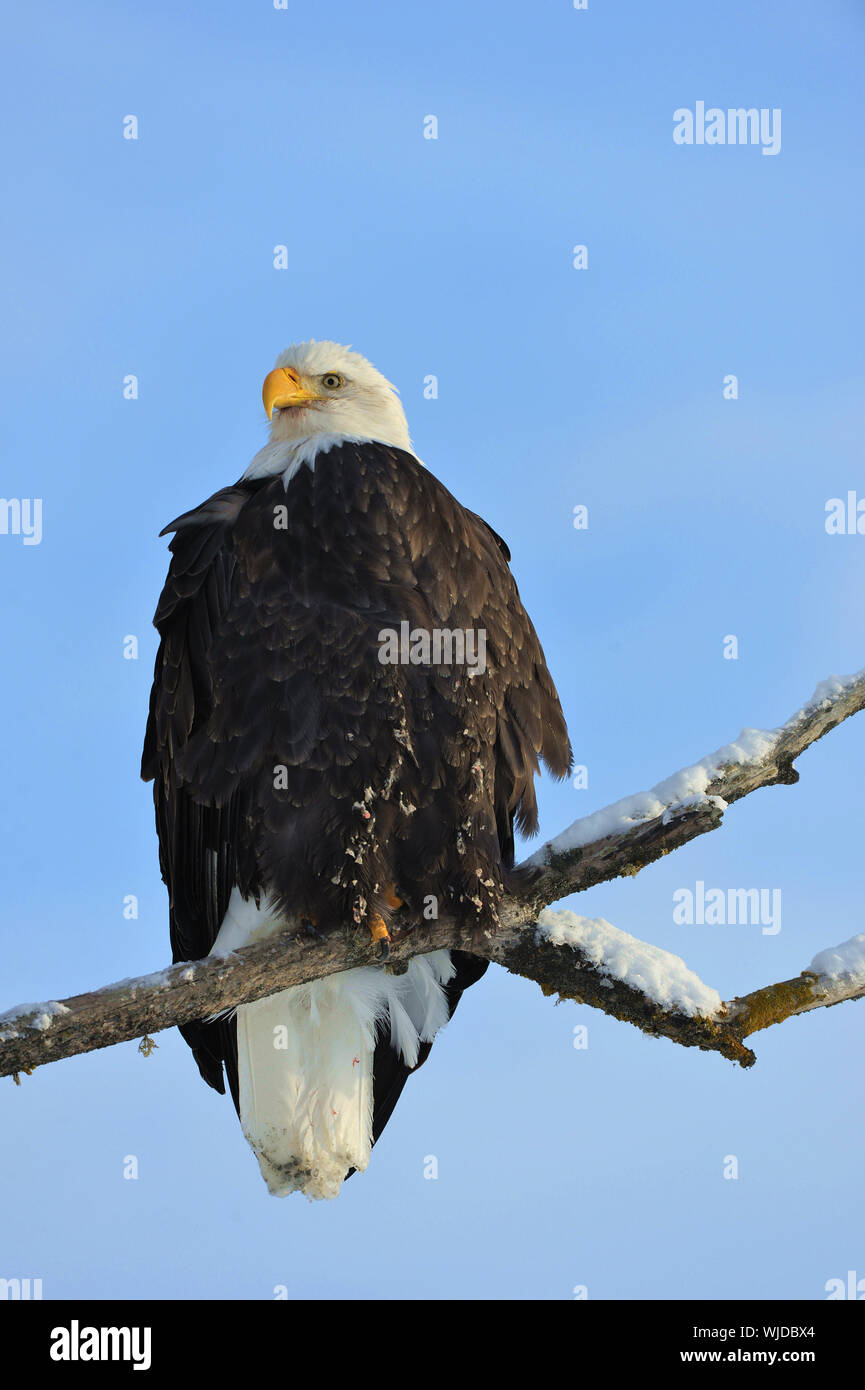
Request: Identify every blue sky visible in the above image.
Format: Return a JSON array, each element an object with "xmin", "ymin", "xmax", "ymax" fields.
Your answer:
[{"xmin": 1, "ymin": 0, "xmax": 864, "ymax": 1300}]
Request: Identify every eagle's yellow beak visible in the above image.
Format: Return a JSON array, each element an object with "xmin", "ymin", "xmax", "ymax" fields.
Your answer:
[{"xmin": 262, "ymin": 366, "xmax": 320, "ymax": 420}]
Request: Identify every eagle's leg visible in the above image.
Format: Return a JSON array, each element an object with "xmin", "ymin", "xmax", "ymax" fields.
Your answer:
[
  {"xmin": 368, "ymin": 886, "xmax": 403, "ymax": 961},
  {"xmin": 369, "ymin": 914, "xmax": 391, "ymax": 960}
]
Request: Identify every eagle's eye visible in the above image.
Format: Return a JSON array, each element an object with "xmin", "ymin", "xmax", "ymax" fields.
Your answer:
[{"xmin": 321, "ymin": 373, "xmax": 344, "ymax": 390}]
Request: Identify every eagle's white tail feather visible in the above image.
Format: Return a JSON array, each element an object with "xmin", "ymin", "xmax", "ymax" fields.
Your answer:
[
  {"xmin": 387, "ymin": 992, "xmax": 422, "ymax": 1068},
  {"xmin": 210, "ymin": 889, "xmax": 455, "ymax": 1200}
]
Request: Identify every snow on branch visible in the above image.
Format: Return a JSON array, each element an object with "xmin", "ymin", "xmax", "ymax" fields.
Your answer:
[
  {"xmin": 493, "ymin": 913, "xmax": 865, "ymax": 1069},
  {"xmin": 522, "ymin": 666, "xmax": 865, "ymax": 908},
  {"xmin": 2, "ymin": 667, "xmax": 864, "ymax": 1082}
]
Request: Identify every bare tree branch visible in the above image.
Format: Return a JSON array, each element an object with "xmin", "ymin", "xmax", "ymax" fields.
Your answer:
[{"xmin": 2, "ymin": 667, "xmax": 863, "ymax": 1081}]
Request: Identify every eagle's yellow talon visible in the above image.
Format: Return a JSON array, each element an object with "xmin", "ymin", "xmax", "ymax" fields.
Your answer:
[
  {"xmin": 369, "ymin": 915, "xmax": 391, "ymax": 943},
  {"xmin": 369, "ymin": 913, "xmax": 391, "ymax": 961}
]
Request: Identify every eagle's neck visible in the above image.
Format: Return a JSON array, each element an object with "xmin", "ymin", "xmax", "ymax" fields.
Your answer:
[
  {"xmin": 244, "ymin": 433, "xmax": 425, "ymax": 490},
  {"xmin": 242, "ymin": 433, "xmax": 373, "ymax": 487}
]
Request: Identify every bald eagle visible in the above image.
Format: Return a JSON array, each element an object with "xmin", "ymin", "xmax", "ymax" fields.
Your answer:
[{"xmin": 142, "ymin": 341, "xmax": 571, "ymax": 1199}]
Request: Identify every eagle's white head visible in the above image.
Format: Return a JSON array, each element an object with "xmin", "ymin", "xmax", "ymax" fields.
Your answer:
[
  {"xmin": 244, "ymin": 340, "xmax": 413, "ymax": 481},
  {"xmin": 265, "ymin": 341, "xmax": 411, "ymax": 450}
]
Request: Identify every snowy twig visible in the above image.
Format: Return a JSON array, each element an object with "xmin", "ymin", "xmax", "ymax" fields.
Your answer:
[
  {"xmin": 492, "ymin": 912, "xmax": 865, "ymax": 1069},
  {"xmin": 1, "ymin": 668, "xmax": 864, "ymax": 1080},
  {"xmin": 521, "ymin": 667, "xmax": 865, "ymax": 912}
]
